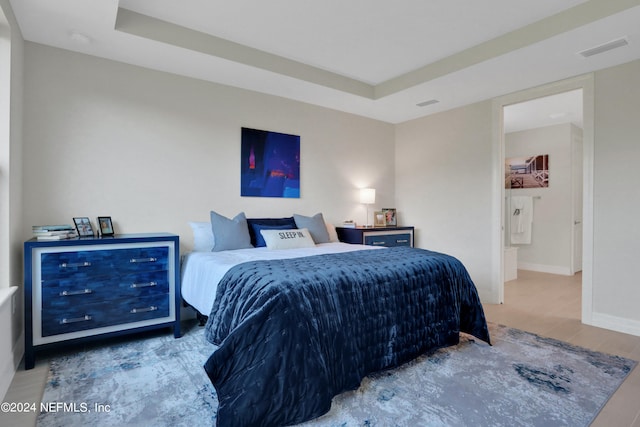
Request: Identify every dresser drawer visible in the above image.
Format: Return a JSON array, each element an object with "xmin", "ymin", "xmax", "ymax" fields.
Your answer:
[
  {"xmin": 41, "ymin": 270, "xmax": 170, "ymax": 308},
  {"xmin": 41, "ymin": 294, "xmax": 170, "ymax": 337},
  {"xmin": 364, "ymin": 233, "xmax": 412, "ymax": 247},
  {"xmin": 41, "ymin": 246, "xmax": 169, "ymax": 280}
]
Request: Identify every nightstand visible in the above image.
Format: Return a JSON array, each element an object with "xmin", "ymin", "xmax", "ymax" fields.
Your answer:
[
  {"xmin": 24, "ymin": 233, "xmax": 180, "ymax": 369},
  {"xmin": 336, "ymin": 226, "xmax": 414, "ymax": 247}
]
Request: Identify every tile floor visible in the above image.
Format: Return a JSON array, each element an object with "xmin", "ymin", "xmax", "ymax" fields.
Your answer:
[{"xmin": 2, "ymin": 270, "xmax": 639, "ymax": 426}]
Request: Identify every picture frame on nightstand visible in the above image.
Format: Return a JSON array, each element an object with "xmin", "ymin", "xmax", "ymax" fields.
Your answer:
[
  {"xmin": 382, "ymin": 208, "xmax": 397, "ymax": 226},
  {"xmin": 97, "ymin": 216, "xmax": 114, "ymax": 236},
  {"xmin": 73, "ymin": 217, "xmax": 94, "ymax": 237},
  {"xmin": 374, "ymin": 211, "xmax": 386, "ymax": 227}
]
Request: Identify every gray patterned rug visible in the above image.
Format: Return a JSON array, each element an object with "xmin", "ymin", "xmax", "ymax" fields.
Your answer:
[{"xmin": 37, "ymin": 321, "xmax": 636, "ymax": 427}]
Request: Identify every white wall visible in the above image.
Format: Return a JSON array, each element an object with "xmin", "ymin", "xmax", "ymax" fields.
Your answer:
[
  {"xmin": 395, "ymin": 101, "xmax": 497, "ymax": 302},
  {"xmin": 591, "ymin": 59, "xmax": 640, "ymax": 334},
  {"xmin": 22, "ymin": 43, "xmax": 395, "ymax": 252},
  {"xmin": 506, "ymin": 124, "xmax": 581, "ymax": 275}
]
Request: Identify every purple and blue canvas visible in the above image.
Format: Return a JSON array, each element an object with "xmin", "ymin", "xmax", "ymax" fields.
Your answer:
[{"xmin": 241, "ymin": 127, "xmax": 300, "ymax": 198}]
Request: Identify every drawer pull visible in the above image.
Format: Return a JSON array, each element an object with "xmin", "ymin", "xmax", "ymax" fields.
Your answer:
[
  {"xmin": 396, "ymin": 239, "xmax": 409, "ymax": 243},
  {"xmin": 130, "ymin": 306, "xmax": 158, "ymax": 314},
  {"xmin": 131, "ymin": 281, "xmax": 157, "ymax": 289},
  {"xmin": 60, "ymin": 289, "xmax": 93, "ymax": 297},
  {"xmin": 372, "ymin": 241, "xmax": 386, "ymax": 245},
  {"xmin": 61, "ymin": 315, "xmax": 92, "ymax": 324},
  {"xmin": 59, "ymin": 261, "xmax": 91, "ymax": 268},
  {"xmin": 130, "ymin": 257, "xmax": 157, "ymax": 263}
]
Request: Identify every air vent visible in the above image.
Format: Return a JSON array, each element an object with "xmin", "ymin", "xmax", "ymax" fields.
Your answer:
[
  {"xmin": 416, "ymin": 99, "xmax": 439, "ymax": 107},
  {"xmin": 578, "ymin": 37, "xmax": 628, "ymax": 58}
]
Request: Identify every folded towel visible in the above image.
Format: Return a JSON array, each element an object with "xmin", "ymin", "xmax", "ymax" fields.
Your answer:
[{"xmin": 510, "ymin": 196, "xmax": 533, "ymax": 244}]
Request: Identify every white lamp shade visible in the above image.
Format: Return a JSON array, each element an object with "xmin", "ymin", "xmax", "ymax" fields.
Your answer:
[{"xmin": 360, "ymin": 188, "xmax": 376, "ymax": 204}]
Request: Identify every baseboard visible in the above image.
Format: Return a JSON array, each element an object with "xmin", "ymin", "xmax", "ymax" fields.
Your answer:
[
  {"xmin": 0, "ymin": 286, "xmax": 24, "ymax": 401},
  {"xmin": 0, "ymin": 355, "xmax": 14, "ymax": 401},
  {"xmin": 590, "ymin": 312, "xmax": 640, "ymax": 338},
  {"xmin": 0, "ymin": 332, "xmax": 24, "ymax": 402},
  {"xmin": 517, "ymin": 262, "xmax": 572, "ymax": 276},
  {"xmin": 13, "ymin": 329, "xmax": 24, "ymax": 369}
]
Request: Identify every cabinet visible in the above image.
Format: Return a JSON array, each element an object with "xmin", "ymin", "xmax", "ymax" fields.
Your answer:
[
  {"xmin": 336, "ymin": 226, "xmax": 414, "ymax": 248},
  {"xmin": 24, "ymin": 233, "xmax": 180, "ymax": 369}
]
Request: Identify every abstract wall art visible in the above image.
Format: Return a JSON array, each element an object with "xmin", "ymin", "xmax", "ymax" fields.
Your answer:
[{"xmin": 241, "ymin": 127, "xmax": 300, "ymax": 198}]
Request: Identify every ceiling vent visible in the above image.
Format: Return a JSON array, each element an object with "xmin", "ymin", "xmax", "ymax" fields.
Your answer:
[
  {"xmin": 578, "ymin": 37, "xmax": 628, "ymax": 58},
  {"xmin": 416, "ymin": 99, "xmax": 439, "ymax": 107}
]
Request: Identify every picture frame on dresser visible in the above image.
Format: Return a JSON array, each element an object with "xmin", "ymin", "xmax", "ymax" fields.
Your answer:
[
  {"xmin": 73, "ymin": 217, "xmax": 94, "ymax": 237},
  {"xmin": 374, "ymin": 211, "xmax": 386, "ymax": 227},
  {"xmin": 97, "ymin": 216, "xmax": 114, "ymax": 236}
]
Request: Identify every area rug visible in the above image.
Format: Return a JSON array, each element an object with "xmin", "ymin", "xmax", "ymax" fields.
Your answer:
[{"xmin": 37, "ymin": 322, "xmax": 636, "ymax": 427}]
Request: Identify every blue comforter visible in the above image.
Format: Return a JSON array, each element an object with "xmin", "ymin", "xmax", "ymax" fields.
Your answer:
[{"xmin": 204, "ymin": 247, "xmax": 490, "ymax": 427}]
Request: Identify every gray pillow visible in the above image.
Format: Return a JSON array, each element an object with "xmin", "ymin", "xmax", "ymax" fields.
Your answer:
[
  {"xmin": 210, "ymin": 211, "xmax": 252, "ymax": 252},
  {"xmin": 293, "ymin": 213, "xmax": 330, "ymax": 244}
]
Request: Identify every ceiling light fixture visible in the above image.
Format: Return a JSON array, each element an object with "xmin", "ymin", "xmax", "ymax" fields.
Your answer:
[
  {"xmin": 578, "ymin": 37, "xmax": 628, "ymax": 58},
  {"xmin": 416, "ymin": 99, "xmax": 439, "ymax": 107}
]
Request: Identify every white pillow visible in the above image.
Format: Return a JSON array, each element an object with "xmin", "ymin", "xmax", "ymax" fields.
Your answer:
[
  {"xmin": 325, "ymin": 222, "xmax": 339, "ymax": 243},
  {"xmin": 260, "ymin": 228, "xmax": 316, "ymax": 250},
  {"xmin": 189, "ymin": 221, "xmax": 214, "ymax": 252}
]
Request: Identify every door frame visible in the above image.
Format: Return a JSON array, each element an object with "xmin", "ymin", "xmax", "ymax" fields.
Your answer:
[{"xmin": 492, "ymin": 74, "xmax": 594, "ymax": 324}]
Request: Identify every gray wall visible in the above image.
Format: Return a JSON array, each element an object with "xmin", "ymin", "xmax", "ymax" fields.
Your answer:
[
  {"xmin": 592, "ymin": 59, "xmax": 640, "ymax": 332},
  {"xmin": 395, "ymin": 101, "xmax": 496, "ymax": 301},
  {"xmin": 22, "ymin": 43, "xmax": 396, "ymax": 253}
]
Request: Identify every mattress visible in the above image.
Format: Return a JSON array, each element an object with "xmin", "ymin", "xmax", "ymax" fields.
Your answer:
[{"xmin": 180, "ymin": 242, "xmax": 380, "ymax": 315}]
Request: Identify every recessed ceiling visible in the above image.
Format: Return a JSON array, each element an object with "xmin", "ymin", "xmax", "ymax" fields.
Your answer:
[
  {"xmin": 8, "ymin": 0, "xmax": 640, "ymax": 124},
  {"xmin": 504, "ymin": 89, "xmax": 583, "ymax": 134}
]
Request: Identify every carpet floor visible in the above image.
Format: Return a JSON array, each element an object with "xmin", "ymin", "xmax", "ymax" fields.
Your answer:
[{"xmin": 37, "ymin": 321, "xmax": 636, "ymax": 427}]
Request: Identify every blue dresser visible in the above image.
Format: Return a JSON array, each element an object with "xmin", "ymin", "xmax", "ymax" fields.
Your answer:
[
  {"xmin": 24, "ymin": 233, "xmax": 180, "ymax": 369},
  {"xmin": 336, "ymin": 226, "xmax": 414, "ymax": 247}
]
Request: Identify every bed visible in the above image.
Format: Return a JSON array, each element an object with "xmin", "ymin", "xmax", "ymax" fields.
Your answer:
[{"xmin": 180, "ymin": 213, "xmax": 491, "ymax": 427}]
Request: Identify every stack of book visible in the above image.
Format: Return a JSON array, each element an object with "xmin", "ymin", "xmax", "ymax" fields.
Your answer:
[
  {"xmin": 32, "ymin": 225, "xmax": 78, "ymax": 240},
  {"xmin": 341, "ymin": 220, "xmax": 357, "ymax": 228}
]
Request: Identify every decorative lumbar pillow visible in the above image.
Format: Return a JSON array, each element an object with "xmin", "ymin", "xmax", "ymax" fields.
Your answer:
[
  {"xmin": 251, "ymin": 223, "xmax": 297, "ymax": 248},
  {"xmin": 189, "ymin": 221, "xmax": 214, "ymax": 252},
  {"xmin": 260, "ymin": 228, "xmax": 316, "ymax": 250},
  {"xmin": 210, "ymin": 211, "xmax": 253, "ymax": 252},
  {"xmin": 293, "ymin": 213, "xmax": 331, "ymax": 244}
]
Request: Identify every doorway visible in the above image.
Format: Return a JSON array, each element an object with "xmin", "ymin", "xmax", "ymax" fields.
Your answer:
[
  {"xmin": 494, "ymin": 75, "xmax": 594, "ymax": 324},
  {"xmin": 503, "ymin": 89, "xmax": 583, "ymax": 276}
]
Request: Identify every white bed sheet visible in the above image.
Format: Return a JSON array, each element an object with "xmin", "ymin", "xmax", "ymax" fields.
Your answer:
[{"xmin": 181, "ymin": 242, "xmax": 380, "ymax": 316}]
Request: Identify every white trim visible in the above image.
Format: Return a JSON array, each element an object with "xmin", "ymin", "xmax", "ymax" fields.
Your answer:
[
  {"xmin": 517, "ymin": 262, "xmax": 572, "ymax": 276},
  {"xmin": 580, "ymin": 76, "xmax": 595, "ymax": 326},
  {"xmin": 493, "ymin": 74, "xmax": 595, "ymax": 321},
  {"xmin": 0, "ymin": 287, "xmax": 20, "ymax": 401},
  {"xmin": 591, "ymin": 312, "xmax": 640, "ymax": 338},
  {"xmin": 492, "ymin": 98, "xmax": 505, "ymax": 304}
]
